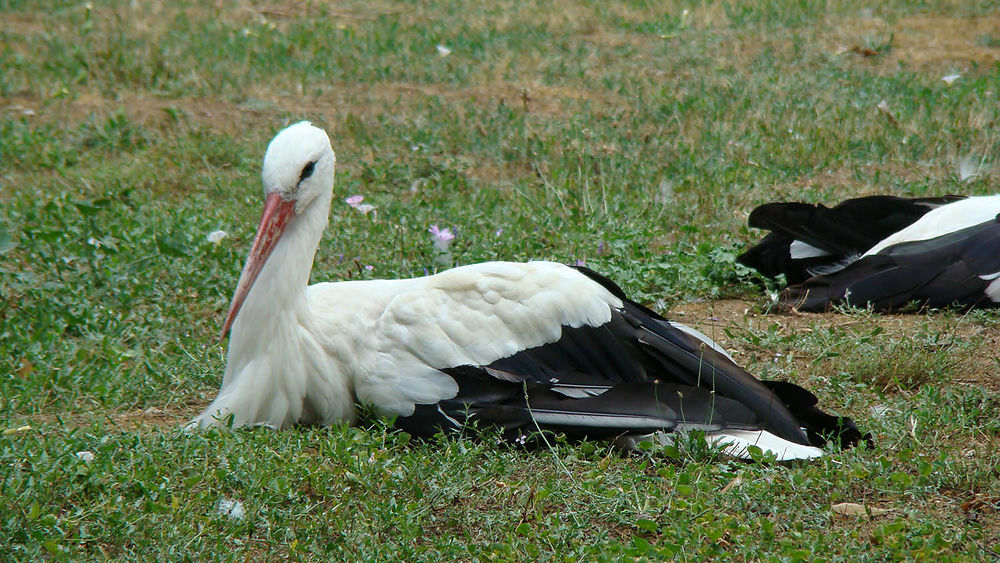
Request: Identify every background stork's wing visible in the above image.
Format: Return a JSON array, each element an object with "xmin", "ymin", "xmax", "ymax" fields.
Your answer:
[
  {"xmin": 781, "ymin": 216, "xmax": 1000, "ymax": 311},
  {"xmin": 739, "ymin": 195, "xmax": 963, "ymax": 283}
]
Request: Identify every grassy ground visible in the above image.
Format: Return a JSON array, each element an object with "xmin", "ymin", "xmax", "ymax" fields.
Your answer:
[{"xmin": 2, "ymin": 0, "xmax": 999, "ymax": 559}]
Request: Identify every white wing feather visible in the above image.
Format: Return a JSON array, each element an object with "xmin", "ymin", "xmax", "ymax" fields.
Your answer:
[
  {"xmin": 616, "ymin": 429, "xmax": 824, "ymax": 461},
  {"xmin": 309, "ymin": 261, "xmax": 624, "ymax": 417},
  {"xmin": 864, "ymin": 195, "xmax": 1000, "ymax": 256}
]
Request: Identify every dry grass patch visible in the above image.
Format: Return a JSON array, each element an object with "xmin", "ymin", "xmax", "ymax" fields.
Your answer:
[
  {"xmin": 10, "ymin": 402, "xmax": 206, "ymax": 433},
  {"xmin": 894, "ymin": 13, "xmax": 1000, "ymax": 68},
  {"xmin": 3, "ymin": 76, "xmax": 623, "ymax": 141},
  {"xmin": 763, "ymin": 160, "xmax": 958, "ymax": 203},
  {"xmin": 828, "ymin": 12, "xmax": 1000, "ymax": 71},
  {"xmin": 671, "ymin": 299, "xmax": 997, "ymax": 393},
  {"xmin": 1, "ymin": 92, "xmax": 274, "ymax": 136}
]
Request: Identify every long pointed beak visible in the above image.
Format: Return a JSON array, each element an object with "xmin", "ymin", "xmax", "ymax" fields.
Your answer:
[{"xmin": 221, "ymin": 192, "xmax": 297, "ymax": 340}]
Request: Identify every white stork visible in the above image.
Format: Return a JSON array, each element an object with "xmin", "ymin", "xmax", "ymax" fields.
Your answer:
[
  {"xmin": 738, "ymin": 194, "xmax": 1000, "ymax": 311},
  {"xmin": 192, "ymin": 121, "xmax": 865, "ymax": 460}
]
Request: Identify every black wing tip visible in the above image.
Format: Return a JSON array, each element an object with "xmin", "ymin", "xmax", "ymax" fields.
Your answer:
[
  {"xmin": 761, "ymin": 379, "xmax": 871, "ymax": 451},
  {"xmin": 809, "ymin": 416, "xmax": 873, "ymax": 451},
  {"xmin": 570, "ymin": 265, "xmax": 630, "ymax": 301}
]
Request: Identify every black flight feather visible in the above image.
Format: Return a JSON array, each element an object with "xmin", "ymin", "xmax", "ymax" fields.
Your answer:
[
  {"xmin": 781, "ymin": 215, "xmax": 1000, "ymax": 312},
  {"xmin": 739, "ymin": 195, "xmax": 964, "ymax": 284},
  {"xmin": 396, "ymin": 269, "xmax": 864, "ymax": 451}
]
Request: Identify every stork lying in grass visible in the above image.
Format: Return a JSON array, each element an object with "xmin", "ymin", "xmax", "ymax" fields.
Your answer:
[
  {"xmin": 738, "ymin": 194, "xmax": 1000, "ymax": 312},
  {"xmin": 192, "ymin": 121, "xmax": 865, "ymax": 460}
]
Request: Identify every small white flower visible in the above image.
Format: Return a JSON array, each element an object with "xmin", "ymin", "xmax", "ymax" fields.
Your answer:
[
  {"xmin": 657, "ymin": 178, "xmax": 674, "ymax": 203},
  {"xmin": 436, "ymin": 44, "xmax": 452, "ymax": 56},
  {"xmin": 206, "ymin": 230, "xmax": 227, "ymax": 244},
  {"xmin": 355, "ymin": 203, "xmax": 376, "ymax": 215},
  {"xmin": 957, "ymin": 155, "xmax": 986, "ymax": 182},
  {"xmin": 217, "ymin": 498, "xmax": 245, "ymax": 520},
  {"xmin": 87, "ymin": 237, "xmax": 103, "ymax": 248},
  {"xmin": 941, "ymin": 73, "xmax": 961, "ymax": 85},
  {"xmin": 75, "ymin": 451, "xmax": 95, "ymax": 463}
]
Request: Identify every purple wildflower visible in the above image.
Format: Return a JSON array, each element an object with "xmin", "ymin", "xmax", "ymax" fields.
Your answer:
[
  {"xmin": 428, "ymin": 225, "xmax": 455, "ymax": 243},
  {"xmin": 429, "ymin": 224, "xmax": 455, "ymax": 266}
]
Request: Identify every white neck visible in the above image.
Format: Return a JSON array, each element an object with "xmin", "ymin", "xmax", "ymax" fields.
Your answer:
[
  {"xmin": 191, "ymin": 191, "xmax": 354, "ymax": 430},
  {"xmin": 227, "ymin": 194, "xmax": 331, "ymax": 356}
]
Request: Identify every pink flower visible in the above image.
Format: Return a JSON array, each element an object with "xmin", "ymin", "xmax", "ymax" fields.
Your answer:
[
  {"xmin": 428, "ymin": 225, "xmax": 455, "ymax": 266},
  {"xmin": 428, "ymin": 225, "xmax": 455, "ymax": 245},
  {"xmin": 345, "ymin": 195, "xmax": 376, "ymax": 215}
]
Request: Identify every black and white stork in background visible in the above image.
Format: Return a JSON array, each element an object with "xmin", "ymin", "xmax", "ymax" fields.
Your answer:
[
  {"xmin": 192, "ymin": 121, "xmax": 865, "ymax": 460},
  {"xmin": 738, "ymin": 194, "xmax": 1000, "ymax": 312}
]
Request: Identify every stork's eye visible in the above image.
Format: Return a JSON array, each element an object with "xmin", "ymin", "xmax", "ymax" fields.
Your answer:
[{"xmin": 299, "ymin": 160, "xmax": 317, "ymax": 183}]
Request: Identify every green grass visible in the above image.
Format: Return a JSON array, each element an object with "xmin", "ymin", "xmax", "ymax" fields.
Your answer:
[{"xmin": 2, "ymin": 0, "xmax": 1000, "ymax": 559}]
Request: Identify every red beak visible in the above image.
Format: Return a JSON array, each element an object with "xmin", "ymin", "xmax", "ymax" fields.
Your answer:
[{"xmin": 221, "ymin": 192, "xmax": 297, "ymax": 340}]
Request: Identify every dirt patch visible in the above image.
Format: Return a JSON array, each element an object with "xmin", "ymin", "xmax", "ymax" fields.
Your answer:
[
  {"xmin": 670, "ymin": 298, "xmax": 1000, "ymax": 394},
  {"xmin": 1, "ymin": 91, "xmax": 273, "ymax": 136},
  {"xmin": 2, "ymin": 75, "xmax": 623, "ymax": 142},
  {"xmin": 0, "ymin": 10, "xmax": 48, "ymax": 36},
  {"xmin": 11, "ymin": 401, "xmax": 207, "ymax": 433},
  {"xmin": 893, "ymin": 13, "xmax": 1000, "ymax": 68},
  {"xmin": 828, "ymin": 12, "xmax": 1000, "ymax": 71}
]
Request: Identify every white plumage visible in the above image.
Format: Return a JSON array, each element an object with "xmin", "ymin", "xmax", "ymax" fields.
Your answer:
[
  {"xmin": 862, "ymin": 195, "xmax": 1000, "ymax": 256},
  {"xmin": 193, "ymin": 122, "xmax": 865, "ymax": 459}
]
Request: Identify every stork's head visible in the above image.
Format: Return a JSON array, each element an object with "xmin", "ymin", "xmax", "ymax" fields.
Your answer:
[
  {"xmin": 221, "ymin": 121, "xmax": 336, "ymax": 339},
  {"xmin": 261, "ymin": 121, "xmax": 336, "ymax": 212}
]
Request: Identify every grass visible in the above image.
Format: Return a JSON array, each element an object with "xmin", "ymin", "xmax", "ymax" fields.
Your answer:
[{"xmin": 2, "ymin": 0, "xmax": 999, "ymax": 559}]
